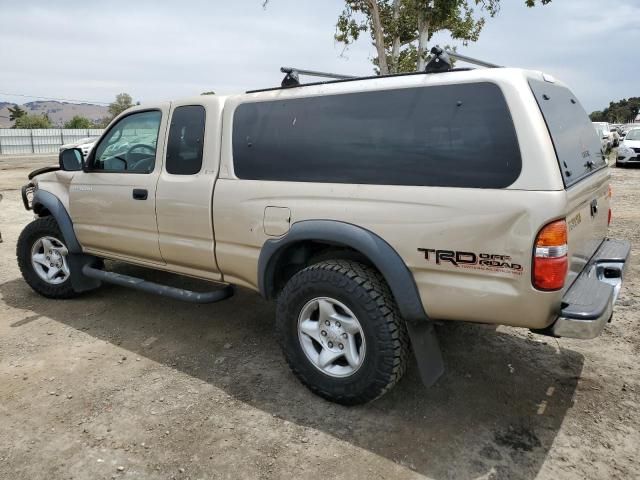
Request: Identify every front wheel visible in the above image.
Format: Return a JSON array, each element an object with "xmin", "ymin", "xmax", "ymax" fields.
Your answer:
[
  {"xmin": 17, "ymin": 217, "xmax": 78, "ymax": 299},
  {"xmin": 276, "ymin": 260, "xmax": 410, "ymax": 405}
]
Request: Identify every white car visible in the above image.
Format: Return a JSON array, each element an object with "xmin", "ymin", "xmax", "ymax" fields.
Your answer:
[
  {"xmin": 620, "ymin": 123, "xmax": 640, "ymax": 141},
  {"xmin": 59, "ymin": 137, "xmax": 97, "ymax": 157},
  {"xmin": 616, "ymin": 128, "xmax": 640, "ymax": 167},
  {"xmin": 593, "ymin": 122, "xmax": 614, "ymax": 149}
]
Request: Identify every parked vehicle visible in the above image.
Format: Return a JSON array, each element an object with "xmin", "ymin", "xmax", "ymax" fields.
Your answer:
[
  {"xmin": 617, "ymin": 128, "xmax": 640, "ymax": 166},
  {"xmin": 611, "ymin": 127, "xmax": 620, "ymax": 147},
  {"xmin": 17, "ymin": 63, "xmax": 630, "ymax": 404},
  {"xmin": 620, "ymin": 123, "xmax": 640, "ymax": 141},
  {"xmin": 59, "ymin": 137, "xmax": 97, "ymax": 158},
  {"xmin": 593, "ymin": 122, "xmax": 614, "ymax": 149}
]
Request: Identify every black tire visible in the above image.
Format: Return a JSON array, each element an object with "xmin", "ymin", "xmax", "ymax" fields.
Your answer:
[
  {"xmin": 17, "ymin": 217, "xmax": 78, "ymax": 299},
  {"xmin": 276, "ymin": 260, "xmax": 410, "ymax": 405}
]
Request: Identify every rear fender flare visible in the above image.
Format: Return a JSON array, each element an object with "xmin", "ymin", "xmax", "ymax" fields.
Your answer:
[{"xmin": 258, "ymin": 220, "xmax": 428, "ymax": 324}]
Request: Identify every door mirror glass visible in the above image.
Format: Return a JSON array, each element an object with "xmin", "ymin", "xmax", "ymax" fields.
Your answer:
[{"xmin": 59, "ymin": 148, "xmax": 83, "ymax": 171}]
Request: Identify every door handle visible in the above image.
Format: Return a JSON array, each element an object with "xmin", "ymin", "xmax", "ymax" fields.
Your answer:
[{"xmin": 132, "ymin": 189, "xmax": 148, "ymax": 200}]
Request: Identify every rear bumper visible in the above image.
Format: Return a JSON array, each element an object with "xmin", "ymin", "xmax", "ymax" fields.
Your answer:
[{"xmin": 548, "ymin": 239, "xmax": 630, "ymax": 339}]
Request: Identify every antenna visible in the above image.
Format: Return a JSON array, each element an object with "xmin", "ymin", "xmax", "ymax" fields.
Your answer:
[{"xmin": 280, "ymin": 67, "xmax": 356, "ymax": 88}]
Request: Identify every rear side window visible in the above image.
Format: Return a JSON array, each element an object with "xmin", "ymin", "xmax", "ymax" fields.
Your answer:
[
  {"xmin": 529, "ymin": 79, "xmax": 605, "ymax": 187},
  {"xmin": 166, "ymin": 105, "xmax": 206, "ymax": 175},
  {"xmin": 232, "ymin": 83, "xmax": 521, "ymax": 188}
]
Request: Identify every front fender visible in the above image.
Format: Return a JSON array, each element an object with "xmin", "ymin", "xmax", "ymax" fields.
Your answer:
[
  {"xmin": 31, "ymin": 190, "xmax": 101, "ymax": 293},
  {"xmin": 32, "ymin": 189, "xmax": 81, "ymax": 254}
]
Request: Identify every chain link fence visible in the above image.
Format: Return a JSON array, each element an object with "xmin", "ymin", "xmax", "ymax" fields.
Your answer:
[{"xmin": 0, "ymin": 129, "xmax": 104, "ymax": 155}]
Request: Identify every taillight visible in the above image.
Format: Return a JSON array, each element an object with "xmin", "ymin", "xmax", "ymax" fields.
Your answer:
[{"xmin": 533, "ymin": 219, "xmax": 568, "ymax": 291}]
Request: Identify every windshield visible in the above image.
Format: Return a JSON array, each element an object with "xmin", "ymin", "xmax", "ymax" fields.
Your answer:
[
  {"xmin": 530, "ymin": 79, "xmax": 606, "ymax": 187},
  {"xmin": 625, "ymin": 129, "xmax": 640, "ymax": 141}
]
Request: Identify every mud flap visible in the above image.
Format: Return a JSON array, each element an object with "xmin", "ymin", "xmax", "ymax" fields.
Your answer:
[
  {"xmin": 406, "ymin": 321, "xmax": 445, "ymax": 387},
  {"xmin": 67, "ymin": 254, "xmax": 102, "ymax": 293}
]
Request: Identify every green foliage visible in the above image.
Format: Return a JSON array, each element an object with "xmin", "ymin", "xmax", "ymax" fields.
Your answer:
[
  {"xmin": 8, "ymin": 104, "xmax": 26, "ymax": 122},
  {"xmin": 201, "ymin": 91, "xmax": 216, "ymax": 95},
  {"xmin": 14, "ymin": 113, "xmax": 52, "ymax": 129},
  {"xmin": 64, "ymin": 115, "xmax": 93, "ymax": 129},
  {"xmin": 108, "ymin": 93, "xmax": 134, "ymax": 119},
  {"xmin": 335, "ymin": 0, "xmax": 551, "ymax": 74},
  {"xmin": 590, "ymin": 98, "xmax": 640, "ymax": 124}
]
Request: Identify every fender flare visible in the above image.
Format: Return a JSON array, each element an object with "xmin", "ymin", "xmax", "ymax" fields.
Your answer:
[
  {"xmin": 32, "ymin": 190, "xmax": 101, "ymax": 293},
  {"xmin": 33, "ymin": 190, "xmax": 82, "ymax": 254},
  {"xmin": 258, "ymin": 220, "xmax": 428, "ymax": 324}
]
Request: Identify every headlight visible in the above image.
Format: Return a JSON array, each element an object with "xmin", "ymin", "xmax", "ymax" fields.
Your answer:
[{"xmin": 618, "ymin": 146, "xmax": 634, "ymax": 156}]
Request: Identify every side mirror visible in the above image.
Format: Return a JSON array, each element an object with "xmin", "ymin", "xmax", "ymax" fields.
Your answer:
[{"xmin": 59, "ymin": 148, "xmax": 84, "ymax": 171}]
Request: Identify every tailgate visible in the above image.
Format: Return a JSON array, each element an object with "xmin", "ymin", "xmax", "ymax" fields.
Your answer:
[
  {"xmin": 564, "ymin": 169, "xmax": 610, "ymax": 287},
  {"xmin": 528, "ymin": 78, "xmax": 610, "ymax": 288}
]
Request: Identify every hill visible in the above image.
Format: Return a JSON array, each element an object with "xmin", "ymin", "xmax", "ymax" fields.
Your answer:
[{"xmin": 0, "ymin": 100, "xmax": 108, "ymax": 128}]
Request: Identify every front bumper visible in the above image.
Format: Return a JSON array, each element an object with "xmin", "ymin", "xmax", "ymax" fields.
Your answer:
[{"xmin": 548, "ymin": 239, "xmax": 630, "ymax": 339}]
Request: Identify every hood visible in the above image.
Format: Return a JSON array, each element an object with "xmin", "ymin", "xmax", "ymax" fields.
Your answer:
[{"xmin": 622, "ymin": 139, "xmax": 640, "ymax": 149}]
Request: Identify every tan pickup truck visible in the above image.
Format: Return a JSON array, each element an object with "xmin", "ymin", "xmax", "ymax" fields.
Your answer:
[{"xmin": 18, "ymin": 63, "xmax": 630, "ymax": 404}]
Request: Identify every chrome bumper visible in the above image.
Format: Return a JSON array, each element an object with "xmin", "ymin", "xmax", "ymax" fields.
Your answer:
[{"xmin": 550, "ymin": 239, "xmax": 630, "ymax": 340}]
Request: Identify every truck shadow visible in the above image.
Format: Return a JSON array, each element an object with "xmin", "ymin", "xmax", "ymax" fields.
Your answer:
[{"xmin": 1, "ymin": 264, "xmax": 583, "ymax": 480}]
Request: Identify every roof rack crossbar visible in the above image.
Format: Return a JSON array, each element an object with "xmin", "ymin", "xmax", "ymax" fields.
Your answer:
[
  {"xmin": 444, "ymin": 50, "xmax": 502, "ymax": 69},
  {"xmin": 280, "ymin": 67, "xmax": 356, "ymax": 80},
  {"xmin": 280, "ymin": 67, "xmax": 356, "ymax": 88}
]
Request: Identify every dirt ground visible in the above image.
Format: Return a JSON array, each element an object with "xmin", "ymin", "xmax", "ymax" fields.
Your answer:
[{"xmin": 0, "ymin": 154, "xmax": 638, "ymax": 480}]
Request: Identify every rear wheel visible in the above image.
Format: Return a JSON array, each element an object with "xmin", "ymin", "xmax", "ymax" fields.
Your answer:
[
  {"xmin": 276, "ymin": 260, "xmax": 409, "ymax": 405},
  {"xmin": 17, "ymin": 217, "xmax": 78, "ymax": 299}
]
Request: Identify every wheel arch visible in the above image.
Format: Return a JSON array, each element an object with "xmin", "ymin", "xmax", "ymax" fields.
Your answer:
[
  {"xmin": 32, "ymin": 190, "xmax": 82, "ymax": 255},
  {"xmin": 258, "ymin": 220, "xmax": 428, "ymax": 324}
]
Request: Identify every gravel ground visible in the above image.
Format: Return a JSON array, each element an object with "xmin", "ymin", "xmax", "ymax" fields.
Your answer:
[{"xmin": 0, "ymin": 154, "xmax": 638, "ymax": 480}]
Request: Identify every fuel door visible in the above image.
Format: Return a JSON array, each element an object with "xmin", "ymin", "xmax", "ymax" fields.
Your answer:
[{"xmin": 263, "ymin": 206, "xmax": 291, "ymax": 237}]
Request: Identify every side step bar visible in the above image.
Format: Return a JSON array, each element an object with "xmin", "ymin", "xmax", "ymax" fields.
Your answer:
[{"xmin": 82, "ymin": 265, "xmax": 234, "ymax": 304}]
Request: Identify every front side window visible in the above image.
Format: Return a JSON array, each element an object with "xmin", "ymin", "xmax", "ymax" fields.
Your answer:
[
  {"xmin": 92, "ymin": 110, "xmax": 162, "ymax": 173},
  {"xmin": 166, "ymin": 105, "xmax": 206, "ymax": 175}
]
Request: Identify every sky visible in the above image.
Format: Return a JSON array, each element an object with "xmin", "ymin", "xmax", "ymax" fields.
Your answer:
[{"xmin": 0, "ymin": 0, "xmax": 638, "ymax": 113}]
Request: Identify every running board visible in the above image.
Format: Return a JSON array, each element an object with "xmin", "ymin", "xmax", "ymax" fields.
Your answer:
[{"xmin": 81, "ymin": 265, "xmax": 234, "ymax": 304}]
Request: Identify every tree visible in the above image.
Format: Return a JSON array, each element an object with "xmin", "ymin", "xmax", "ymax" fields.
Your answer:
[
  {"xmin": 14, "ymin": 113, "xmax": 52, "ymax": 129},
  {"xmin": 8, "ymin": 104, "xmax": 26, "ymax": 122},
  {"xmin": 64, "ymin": 115, "xmax": 93, "ymax": 129},
  {"xmin": 201, "ymin": 91, "xmax": 216, "ymax": 95},
  {"xmin": 590, "ymin": 98, "xmax": 640, "ymax": 124},
  {"xmin": 334, "ymin": 0, "xmax": 552, "ymax": 74},
  {"xmin": 108, "ymin": 93, "xmax": 134, "ymax": 119}
]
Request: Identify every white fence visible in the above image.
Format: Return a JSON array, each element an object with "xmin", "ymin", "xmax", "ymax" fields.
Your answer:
[{"xmin": 0, "ymin": 129, "xmax": 104, "ymax": 155}]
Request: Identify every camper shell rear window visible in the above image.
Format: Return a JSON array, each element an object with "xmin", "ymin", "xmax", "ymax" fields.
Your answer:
[{"xmin": 529, "ymin": 79, "xmax": 606, "ymax": 188}]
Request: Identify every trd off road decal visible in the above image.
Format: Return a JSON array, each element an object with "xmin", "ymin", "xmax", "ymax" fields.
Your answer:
[{"xmin": 418, "ymin": 248, "xmax": 523, "ymax": 275}]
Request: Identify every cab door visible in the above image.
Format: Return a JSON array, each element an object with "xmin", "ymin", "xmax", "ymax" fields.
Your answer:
[
  {"xmin": 69, "ymin": 106, "xmax": 169, "ymax": 263},
  {"xmin": 155, "ymin": 100, "xmax": 222, "ymax": 280}
]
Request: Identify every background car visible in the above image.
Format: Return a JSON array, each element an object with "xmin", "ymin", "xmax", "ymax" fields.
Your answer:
[
  {"xmin": 616, "ymin": 128, "xmax": 640, "ymax": 167},
  {"xmin": 593, "ymin": 122, "xmax": 614, "ymax": 149},
  {"xmin": 620, "ymin": 123, "xmax": 640, "ymax": 141},
  {"xmin": 59, "ymin": 137, "xmax": 98, "ymax": 158},
  {"xmin": 593, "ymin": 123, "xmax": 611, "ymax": 152},
  {"xmin": 610, "ymin": 126, "xmax": 620, "ymax": 146}
]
